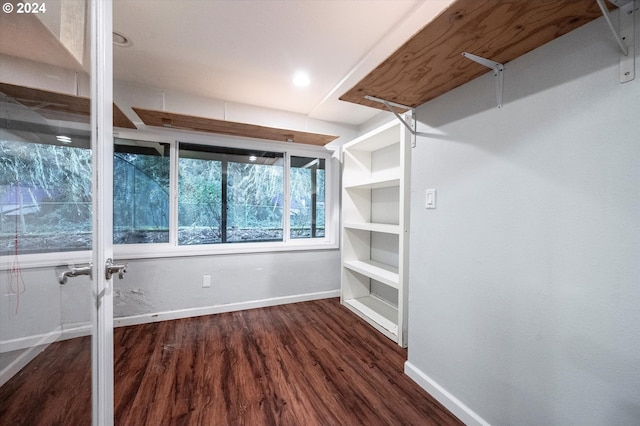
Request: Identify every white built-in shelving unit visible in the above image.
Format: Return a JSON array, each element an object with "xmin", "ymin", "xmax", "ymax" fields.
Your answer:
[{"xmin": 341, "ymin": 118, "xmax": 411, "ymax": 347}]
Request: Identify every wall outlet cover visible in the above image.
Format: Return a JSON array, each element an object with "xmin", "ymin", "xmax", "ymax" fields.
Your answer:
[{"xmin": 202, "ymin": 275, "xmax": 211, "ymax": 288}]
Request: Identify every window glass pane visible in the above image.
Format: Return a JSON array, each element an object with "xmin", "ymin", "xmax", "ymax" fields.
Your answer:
[
  {"xmin": 290, "ymin": 156, "xmax": 325, "ymax": 239},
  {"xmin": 227, "ymin": 154, "xmax": 284, "ymax": 242},
  {"xmin": 316, "ymin": 165, "xmax": 325, "ymax": 237},
  {"xmin": 178, "ymin": 144, "xmax": 284, "ymax": 244},
  {"xmin": 178, "ymin": 144, "xmax": 223, "ymax": 245},
  {"xmin": 113, "ymin": 139, "xmax": 170, "ymax": 244},
  {"xmin": 1, "ymin": 134, "xmax": 92, "ymax": 255}
]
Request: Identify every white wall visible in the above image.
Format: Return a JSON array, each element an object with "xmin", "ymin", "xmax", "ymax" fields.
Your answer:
[
  {"xmin": 0, "ymin": 267, "xmax": 64, "ymax": 343},
  {"xmin": 113, "ymin": 80, "xmax": 353, "ymax": 149},
  {"xmin": 0, "ymin": 264, "xmax": 92, "ymax": 386},
  {"xmin": 405, "ymin": 11, "xmax": 640, "ymax": 426},
  {"xmin": 113, "ymin": 250, "xmax": 340, "ymax": 320}
]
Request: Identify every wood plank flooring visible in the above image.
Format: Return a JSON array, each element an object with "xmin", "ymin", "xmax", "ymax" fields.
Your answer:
[{"xmin": 0, "ymin": 298, "xmax": 462, "ymax": 425}]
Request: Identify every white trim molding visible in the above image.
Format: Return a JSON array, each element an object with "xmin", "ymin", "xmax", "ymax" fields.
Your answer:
[
  {"xmin": 0, "ymin": 329, "xmax": 62, "ymax": 387},
  {"xmin": 114, "ymin": 289, "xmax": 340, "ymax": 328},
  {"xmin": 404, "ymin": 361, "xmax": 491, "ymax": 426}
]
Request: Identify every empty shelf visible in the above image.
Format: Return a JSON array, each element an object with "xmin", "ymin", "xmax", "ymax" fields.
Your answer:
[
  {"xmin": 340, "ymin": 0, "xmax": 609, "ymax": 111},
  {"xmin": 343, "ymin": 121, "xmax": 401, "ymax": 151},
  {"xmin": 344, "ymin": 174, "xmax": 400, "ymax": 190},
  {"xmin": 343, "ymin": 222, "xmax": 400, "ymax": 234},
  {"xmin": 343, "ymin": 259, "xmax": 399, "ymax": 289},
  {"xmin": 133, "ymin": 107, "xmax": 338, "ymax": 146},
  {"xmin": 344, "ymin": 296, "xmax": 398, "ymax": 337},
  {"xmin": 0, "ymin": 82, "xmax": 137, "ymax": 129}
]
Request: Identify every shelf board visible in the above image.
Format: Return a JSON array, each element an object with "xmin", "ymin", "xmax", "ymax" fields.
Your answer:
[
  {"xmin": 343, "ymin": 222, "xmax": 400, "ymax": 235},
  {"xmin": 343, "ymin": 259, "xmax": 399, "ymax": 289},
  {"xmin": 344, "ymin": 296, "xmax": 398, "ymax": 338},
  {"xmin": 344, "ymin": 176, "xmax": 400, "ymax": 190},
  {"xmin": 133, "ymin": 107, "xmax": 338, "ymax": 146},
  {"xmin": 0, "ymin": 82, "xmax": 137, "ymax": 129},
  {"xmin": 343, "ymin": 120, "xmax": 401, "ymax": 151},
  {"xmin": 340, "ymin": 0, "xmax": 612, "ymax": 111}
]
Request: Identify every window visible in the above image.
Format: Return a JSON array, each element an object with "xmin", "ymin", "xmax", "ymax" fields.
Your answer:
[
  {"xmin": 178, "ymin": 145, "xmax": 223, "ymax": 244},
  {"xmin": 290, "ymin": 156, "xmax": 325, "ymax": 239},
  {"xmin": 0, "ymin": 134, "xmax": 92, "ymax": 255},
  {"xmin": 178, "ymin": 144, "xmax": 284, "ymax": 244},
  {"xmin": 2, "ymin": 129, "xmax": 334, "ymax": 257},
  {"xmin": 113, "ymin": 139, "xmax": 170, "ymax": 244},
  {"xmin": 225, "ymin": 150, "xmax": 284, "ymax": 243}
]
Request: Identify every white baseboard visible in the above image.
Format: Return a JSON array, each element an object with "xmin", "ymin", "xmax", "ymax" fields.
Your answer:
[
  {"xmin": 114, "ymin": 289, "xmax": 340, "ymax": 327},
  {"xmin": 0, "ymin": 328, "xmax": 62, "ymax": 353},
  {"xmin": 0, "ymin": 329, "xmax": 62, "ymax": 387},
  {"xmin": 61, "ymin": 324, "xmax": 92, "ymax": 341},
  {"xmin": 404, "ymin": 361, "xmax": 490, "ymax": 426},
  {"xmin": 0, "ymin": 345, "xmax": 45, "ymax": 387}
]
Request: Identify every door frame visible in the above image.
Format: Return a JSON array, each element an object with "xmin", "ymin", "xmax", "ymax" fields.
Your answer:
[{"xmin": 90, "ymin": 0, "xmax": 114, "ymax": 424}]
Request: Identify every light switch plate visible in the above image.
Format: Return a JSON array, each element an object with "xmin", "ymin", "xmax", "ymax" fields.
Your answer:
[{"xmin": 426, "ymin": 189, "xmax": 437, "ymax": 209}]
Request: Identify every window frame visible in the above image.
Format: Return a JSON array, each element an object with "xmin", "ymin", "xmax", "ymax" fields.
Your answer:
[
  {"xmin": 113, "ymin": 138, "xmax": 171, "ymax": 245},
  {"xmin": 0, "ymin": 127, "xmax": 94, "ymax": 269},
  {"xmin": 177, "ymin": 143, "xmax": 286, "ymax": 245},
  {"xmin": 113, "ymin": 127, "xmax": 339, "ymax": 259},
  {"xmin": 289, "ymin": 155, "xmax": 326, "ymax": 240},
  {"xmin": 1, "ymin": 125, "xmax": 339, "ymax": 270}
]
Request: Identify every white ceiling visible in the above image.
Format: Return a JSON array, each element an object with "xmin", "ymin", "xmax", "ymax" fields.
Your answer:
[
  {"xmin": 112, "ymin": 0, "xmax": 454, "ymax": 126},
  {"xmin": 0, "ymin": 0, "xmax": 453, "ymax": 127}
]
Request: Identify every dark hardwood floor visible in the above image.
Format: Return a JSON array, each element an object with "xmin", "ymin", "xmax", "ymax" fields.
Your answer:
[{"xmin": 1, "ymin": 298, "xmax": 462, "ymax": 425}]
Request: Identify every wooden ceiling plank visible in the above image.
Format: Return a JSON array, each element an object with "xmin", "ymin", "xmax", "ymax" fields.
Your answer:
[
  {"xmin": 132, "ymin": 107, "xmax": 338, "ymax": 147},
  {"xmin": 340, "ymin": 0, "xmax": 611, "ymax": 110},
  {"xmin": 0, "ymin": 82, "xmax": 137, "ymax": 129}
]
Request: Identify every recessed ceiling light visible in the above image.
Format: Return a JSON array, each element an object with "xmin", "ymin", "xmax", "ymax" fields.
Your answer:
[
  {"xmin": 292, "ymin": 71, "xmax": 310, "ymax": 87},
  {"xmin": 249, "ymin": 155, "xmax": 257, "ymax": 162},
  {"xmin": 57, "ymin": 135, "xmax": 72, "ymax": 144},
  {"xmin": 113, "ymin": 31, "xmax": 133, "ymax": 47}
]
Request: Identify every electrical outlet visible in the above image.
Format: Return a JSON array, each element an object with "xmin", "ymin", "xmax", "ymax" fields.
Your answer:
[{"xmin": 202, "ymin": 275, "xmax": 211, "ymax": 288}]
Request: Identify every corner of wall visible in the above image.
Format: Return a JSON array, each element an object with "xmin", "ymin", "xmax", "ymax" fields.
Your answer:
[{"xmin": 404, "ymin": 361, "xmax": 490, "ymax": 426}]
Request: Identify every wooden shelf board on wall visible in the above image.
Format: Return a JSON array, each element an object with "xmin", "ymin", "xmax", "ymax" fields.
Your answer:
[
  {"xmin": 132, "ymin": 107, "xmax": 339, "ymax": 146},
  {"xmin": 0, "ymin": 82, "xmax": 136, "ymax": 129},
  {"xmin": 340, "ymin": 0, "xmax": 614, "ymax": 111}
]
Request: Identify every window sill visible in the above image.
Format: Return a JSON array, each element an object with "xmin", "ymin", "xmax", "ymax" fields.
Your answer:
[
  {"xmin": 0, "ymin": 239, "xmax": 339, "ymax": 270},
  {"xmin": 115, "ymin": 239, "xmax": 339, "ymax": 259},
  {"xmin": 0, "ymin": 250, "xmax": 94, "ymax": 271}
]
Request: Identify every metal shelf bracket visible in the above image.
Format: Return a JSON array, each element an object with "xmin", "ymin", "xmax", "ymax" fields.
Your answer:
[
  {"xmin": 597, "ymin": 0, "xmax": 636, "ymax": 82},
  {"xmin": 364, "ymin": 95, "xmax": 432, "ymax": 147},
  {"xmin": 462, "ymin": 52, "xmax": 504, "ymax": 108}
]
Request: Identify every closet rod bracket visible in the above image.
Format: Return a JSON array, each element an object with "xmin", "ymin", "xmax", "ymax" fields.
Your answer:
[
  {"xmin": 364, "ymin": 95, "xmax": 432, "ymax": 147},
  {"xmin": 596, "ymin": 0, "xmax": 635, "ymax": 82},
  {"xmin": 462, "ymin": 52, "xmax": 504, "ymax": 108}
]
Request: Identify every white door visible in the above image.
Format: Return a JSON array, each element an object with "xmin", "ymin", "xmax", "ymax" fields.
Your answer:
[{"xmin": 0, "ymin": 1, "xmax": 115, "ymax": 424}]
